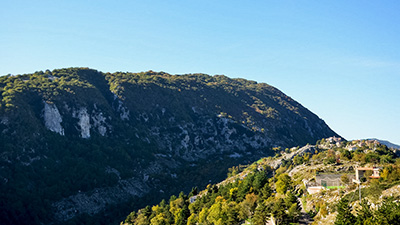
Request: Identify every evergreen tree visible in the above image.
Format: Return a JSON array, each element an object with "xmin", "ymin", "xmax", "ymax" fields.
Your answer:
[
  {"xmin": 284, "ymin": 191, "xmax": 297, "ymax": 208},
  {"xmin": 287, "ymin": 203, "xmax": 302, "ymax": 223},
  {"xmin": 335, "ymin": 198, "xmax": 356, "ymax": 225},
  {"xmin": 355, "ymin": 200, "xmax": 373, "ymax": 225},
  {"xmin": 175, "ymin": 204, "xmax": 190, "ymax": 225},
  {"xmin": 224, "ymin": 201, "xmax": 240, "ymax": 224},
  {"xmin": 260, "ymin": 183, "xmax": 272, "ymax": 201},
  {"xmin": 253, "ymin": 201, "xmax": 269, "ymax": 225},
  {"xmin": 374, "ymin": 198, "xmax": 400, "ymax": 224},
  {"xmin": 252, "ymin": 172, "xmax": 268, "ymax": 193},
  {"xmin": 270, "ymin": 198, "xmax": 288, "ymax": 225}
]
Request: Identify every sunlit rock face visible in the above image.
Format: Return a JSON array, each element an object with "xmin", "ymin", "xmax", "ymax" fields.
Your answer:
[
  {"xmin": 74, "ymin": 107, "xmax": 91, "ymax": 139},
  {"xmin": 44, "ymin": 102, "xmax": 64, "ymax": 135}
]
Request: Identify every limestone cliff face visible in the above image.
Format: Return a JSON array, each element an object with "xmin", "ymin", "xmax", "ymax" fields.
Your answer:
[
  {"xmin": 92, "ymin": 112, "xmax": 108, "ymax": 136},
  {"xmin": 75, "ymin": 108, "xmax": 91, "ymax": 139},
  {"xmin": 44, "ymin": 104, "xmax": 112, "ymax": 139},
  {"xmin": 43, "ymin": 102, "xmax": 64, "ymax": 136},
  {"xmin": 0, "ymin": 68, "xmax": 339, "ymax": 224}
]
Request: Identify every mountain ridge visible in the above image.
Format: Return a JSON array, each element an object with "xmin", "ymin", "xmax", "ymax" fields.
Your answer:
[
  {"xmin": 366, "ymin": 138, "xmax": 400, "ymax": 149},
  {"xmin": 0, "ymin": 67, "xmax": 338, "ymax": 224}
]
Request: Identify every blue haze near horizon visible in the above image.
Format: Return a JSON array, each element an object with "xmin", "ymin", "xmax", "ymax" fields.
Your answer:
[{"xmin": 1, "ymin": 1, "xmax": 399, "ymax": 145}]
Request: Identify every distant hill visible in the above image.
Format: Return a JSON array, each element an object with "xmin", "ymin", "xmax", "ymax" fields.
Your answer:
[
  {"xmin": 367, "ymin": 138, "xmax": 400, "ymax": 149},
  {"xmin": 0, "ymin": 68, "xmax": 338, "ymax": 224}
]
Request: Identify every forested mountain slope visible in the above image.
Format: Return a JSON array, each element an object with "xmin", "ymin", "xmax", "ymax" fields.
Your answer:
[
  {"xmin": 0, "ymin": 68, "xmax": 337, "ymax": 224},
  {"xmin": 123, "ymin": 139, "xmax": 400, "ymax": 225}
]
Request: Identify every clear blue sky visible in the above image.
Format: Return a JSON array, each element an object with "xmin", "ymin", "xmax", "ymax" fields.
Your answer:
[{"xmin": 1, "ymin": 1, "xmax": 399, "ymax": 144}]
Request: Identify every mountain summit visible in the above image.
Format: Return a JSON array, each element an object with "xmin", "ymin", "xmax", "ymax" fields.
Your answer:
[{"xmin": 0, "ymin": 68, "xmax": 338, "ymax": 224}]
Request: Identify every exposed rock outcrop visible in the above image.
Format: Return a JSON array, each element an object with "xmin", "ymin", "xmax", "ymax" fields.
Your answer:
[
  {"xmin": 43, "ymin": 102, "xmax": 64, "ymax": 135},
  {"xmin": 75, "ymin": 108, "xmax": 91, "ymax": 139},
  {"xmin": 53, "ymin": 177, "xmax": 149, "ymax": 221}
]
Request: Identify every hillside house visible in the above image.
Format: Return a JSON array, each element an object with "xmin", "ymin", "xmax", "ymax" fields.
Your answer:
[
  {"xmin": 354, "ymin": 167, "xmax": 380, "ymax": 183},
  {"xmin": 326, "ymin": 137, "xmax": 342, "ymax": 143},
  {"xmin": 347, "ymin": 145, "xmax": 357, "ymax": 151},
  {"xmin": 326, "ymin": 137, "xmax": 343, "ymax": 147}
]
